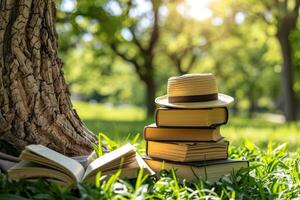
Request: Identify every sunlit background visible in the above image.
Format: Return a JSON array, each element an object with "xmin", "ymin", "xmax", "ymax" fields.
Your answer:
[
  {"xmin": 178, "ymin": 0, "xmax": 214, "ymax": 20},
  {"xmin": 57, "ymin": 0, "xmax": 300, "ymax": 148}
]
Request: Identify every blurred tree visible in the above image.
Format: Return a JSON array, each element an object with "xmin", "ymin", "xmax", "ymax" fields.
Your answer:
[
  {"xmin": 56, "ymin": 0, "xmax": 299, "ymax": 120},
  {"xmin": 0, "ymin": 0, "xmax": 97, "ymax": 156},
  {"xmin": 290, "ymin": 28, "xmax": 300, "ymax": 117},
  {"xmin": 63, "ymin": 43, "xmax": 145, "ymax": 106},
  {"xmin": 72, "ymin": 0, "xmax": 162, "ymax": 117},
  {"xmin": 160, "ymin": 2, "xmax": 202, "ymax": 75},
  {"xmin": 206, "ymin": 0, "xmax": 281, "ymax": 115},
  {"xmin": 247, "ymin": 0, "xmax": 300, "ymax": 121},
  {"xmin": 209, "ymin": 0, "xmax": 299, "ymax": 120}
]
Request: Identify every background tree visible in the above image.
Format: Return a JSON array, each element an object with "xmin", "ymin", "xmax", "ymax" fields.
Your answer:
[
  {"xmin": 247, "ymin": 0, "xmax": 300, "ymax": 121},
  {"xmin": 72, "ymin": 0, "xmax": 162, "ymax": 117},
  {"xmin": 206, "ymin": 0, "xmax": 299, "ymax": 120},
  {"xmin": 160, "ymin": 2, "xmax": 205, "ymax": 75},
  {"xmin": 0, "ymin": 0, "xmax": 96, "ymax": 156},
  {"xmin": 56, "ymin": 0, "xmax": 299, "ymax": 121},
  {"xmin": 290, "ymin": 27, "xmax": 300, "ymax": 117}
]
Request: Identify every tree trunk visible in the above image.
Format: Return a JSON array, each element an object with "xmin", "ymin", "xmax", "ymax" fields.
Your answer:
[
  {"xmin": 144, "ymin": 73, "xmax": 156, "ymax": 118},
  {"xmin": 248, "ymin": 97, "xmax": 257, "ymax": 118},
  {"xmin": 144, "ymin": 78, "xmax": 156, "ymax": 118},
  {"xmin": 277, "ymin": 30, "xmax": 297, "ymax": 121},
  {"xmin": 0, "ymin": 0, "xmax": 96, "ymax": 156}
]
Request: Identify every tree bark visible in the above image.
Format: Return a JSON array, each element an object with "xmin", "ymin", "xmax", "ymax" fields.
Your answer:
[
  {"xmin": 248, "ymin": 96, "xmax": 257, "ymax": 118},
  {"xmin": 144, "ymin": 76, "xmax": 156, "ymax": 118},
  {"xmin": 277, "ymin": 29, "xmax": 297, "ymax": 121},
  {"xmin": 0, "ymin": 0, "xmax": 96, "ymax": 156}
]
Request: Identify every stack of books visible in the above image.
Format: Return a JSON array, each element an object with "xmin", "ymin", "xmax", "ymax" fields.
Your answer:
[{"xmin": 143, "ymin": 107, "xmax": 248, "ymax": 182}]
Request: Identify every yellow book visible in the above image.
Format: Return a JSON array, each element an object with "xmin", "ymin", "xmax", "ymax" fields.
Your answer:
[
  {"xmin": 146, "ymin": 139, "xmax": 228, "ymax": 162},
  {"xmin": 143, "ymin": 156, "xmax": 248, "ymax": 182},
  {"xmin": 144, "ymin": 124, "xmax": 222, "ymax": 141},
  {"xmin": 156, "ymin": 107, "xmax": 228, "ymax": 127}
]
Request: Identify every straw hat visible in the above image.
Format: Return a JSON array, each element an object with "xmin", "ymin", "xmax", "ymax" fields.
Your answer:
[{"xmin": 155, "ymin": 73, "xmax": 234, "ymax": 108}]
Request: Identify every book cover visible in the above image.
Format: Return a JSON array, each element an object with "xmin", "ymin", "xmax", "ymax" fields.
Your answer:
[
  {"xmin": 155, "ymin": 107, "xmax": 229, "ymax": 128},
  {"xmin": 143, "ymin": 156, "xmax": 248, "ymax": 182},
  {"xmin": 146, "ymin": 139, "xmax": 229, "ymax": 162},
  {"xmin": 143, "ymin": 124, "xmax": 222, "ymax": 141}
]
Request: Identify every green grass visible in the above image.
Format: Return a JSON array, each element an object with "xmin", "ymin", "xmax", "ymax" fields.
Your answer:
[
  {"xmin": 1, "ymin": 142, "xmax": 299, "ymax": 199},
  {"xmin": 1, "ymin": 101, "xmax": 299, "ymax": 199},
  {"xmin": 74, "ymin": 101, "xmax": 300, "ymax": 150},
  {"xmin": 74, "ymin": 101, "xmax": 150, "ymax": 140}
]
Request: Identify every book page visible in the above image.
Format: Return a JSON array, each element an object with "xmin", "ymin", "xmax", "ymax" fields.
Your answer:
[
  {"xmin": 24, "ymin": 145, "xmax": 85, "ymax": 182},
  {"xmin": 82, "ymin": 143, "xmax": 136, "ymax": 181},
  {"xmin": 85, "ymin": 151, "xmax": 98, "ymax": 167},
  {"xmin": 83, "ymin": 153, "xmax": 154, "ymax": 184},
  {"xmin": 135, "ymin": 153, "xmax": 155, "ymax": 176},
  {"xmin": 8, "ymin": 161, "xmax": 74, "ymax": 186}
]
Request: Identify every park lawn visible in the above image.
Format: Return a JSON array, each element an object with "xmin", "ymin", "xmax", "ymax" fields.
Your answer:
[
  {"xmin": 1, "ymin": 101, "xmax": 299, "ymax": 199},
  {"xmin": 74, "ymin": 101, "xmax": 300, "ymax": 151}
]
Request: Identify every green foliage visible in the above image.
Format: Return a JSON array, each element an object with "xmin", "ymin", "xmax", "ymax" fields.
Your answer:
[
  {"xmin": 91, "ymin": 134, "xmax": 104, "ymax": 157},
  {"xmin": 57, "ymin": 0, "xmax": 300, "ymax": 116},
  {"xmin": 1, "ymin": 142, "xmax": 299, "ymax": 199}
]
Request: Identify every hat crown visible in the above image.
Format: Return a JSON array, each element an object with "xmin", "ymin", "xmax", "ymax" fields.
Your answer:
[{"xmin": 168, "ymin": 73, "xmax": 218, "ymax": 97}]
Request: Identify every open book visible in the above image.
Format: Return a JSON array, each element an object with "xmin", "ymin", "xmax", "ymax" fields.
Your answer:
[{"xmin": 8, "ymin": 144, "xmax": 154, "ymax": 187}]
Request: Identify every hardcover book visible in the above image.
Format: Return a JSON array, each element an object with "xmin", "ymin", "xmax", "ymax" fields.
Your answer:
[
  {"xmin": 146, "ymin": 139, "xmax": 229, "ymax": 162},
  {"xmin": 143, "ymin": 156, "xmax": 248, "ymax": 182},
  {"xmin": 8, "ymin": 144, "xmax": 154, "ymax": 187},
  {"xmin": 155, "ymin": 107, "xmax": 228, "ymax": 127},
  {"xmin": 144, "ymin": 124, "xmax": 222, "ymax": 141}
]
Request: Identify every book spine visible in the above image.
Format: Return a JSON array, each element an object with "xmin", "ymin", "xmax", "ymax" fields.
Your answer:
[
  {"xmin": 226, "ymin": 140, "xmax": 229, "ymax": 159},
  {"xmin": 143, "ymin": 126, "xmax": 148, "ymax": 140},
  {"xmin": 211, "ymin": 107, "xmax": 229, "ymax": 128},
  {"xmin": 145, "ymin": 141, "xmax": 149, "ymax": 156},
  {"xmin": 155, "ymin": 109, "xmax": 160, "ymax": 127},
  {"xmin": 224, "ymin": 107, "xmax": 229, "ymax": 125},
  {"xmin": 155, "ymin": 107, "xmax": 228, "ymax": 128}
]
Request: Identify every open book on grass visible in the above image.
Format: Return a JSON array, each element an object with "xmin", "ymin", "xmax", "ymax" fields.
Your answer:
[{"xmin": 8, "ymin": 143, "xmax": 154, "ymax": 187}]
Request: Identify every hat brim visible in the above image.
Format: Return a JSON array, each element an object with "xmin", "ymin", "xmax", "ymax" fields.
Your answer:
[{"xmin": 155, "ymin": 93, "xmax": 234, "ymax": 108}]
